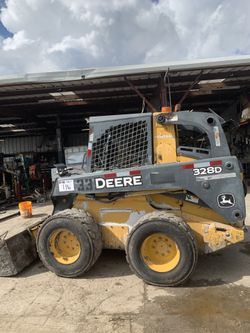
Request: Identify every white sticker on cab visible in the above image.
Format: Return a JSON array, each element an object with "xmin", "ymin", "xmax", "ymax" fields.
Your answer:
[{"xmin": 58, "ymin": 179, "xmax": 74, "ymax": 192}]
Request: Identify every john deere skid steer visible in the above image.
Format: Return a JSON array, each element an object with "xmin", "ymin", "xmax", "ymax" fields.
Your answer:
[{"xmin": 36, "ymin": 109, "xmax": 246, "ymax": 286}]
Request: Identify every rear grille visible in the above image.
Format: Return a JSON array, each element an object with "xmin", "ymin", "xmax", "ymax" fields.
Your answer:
[{"xmin": 91, "ymin": 120, "xmax": 148, "ymax": 171}]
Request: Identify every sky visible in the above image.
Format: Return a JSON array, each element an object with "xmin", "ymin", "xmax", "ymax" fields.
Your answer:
[
  {"xmin": 0, "ymin": 0, "xmax": 250, "ymax": 75},
  {"xmin": 0, "ymin": 0, "xmax": 11, "ymax": 37}
]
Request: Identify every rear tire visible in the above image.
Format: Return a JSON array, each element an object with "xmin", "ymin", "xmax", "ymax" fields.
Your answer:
[
  {"xmin": 126, "ymin": 212, "xmax": 198, "ymax": 287},
  {"xmin": 36, "ymin": 208, "xmax": 102, "ymax": 277}
]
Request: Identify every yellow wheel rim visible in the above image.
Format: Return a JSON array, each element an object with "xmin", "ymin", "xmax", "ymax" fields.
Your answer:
[
  {"xmin": 49, "ymin": 228, "xmax": 81, "ymax": 265},
  {"xmin": 140, "ymin": 232, "xmax": 180, "ymax": 272}
]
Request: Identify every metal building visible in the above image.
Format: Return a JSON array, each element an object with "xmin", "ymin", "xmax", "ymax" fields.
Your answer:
[{"xmin": 0, "ymin": 55, "xmax": 250, "ymax": 197}]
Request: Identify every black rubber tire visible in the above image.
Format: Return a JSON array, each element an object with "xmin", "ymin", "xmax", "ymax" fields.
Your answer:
[
  {"xmin": 126, "ymin": 211, "xmax": 198, "ymax": 287},
  {"xmin": 36, "ymin": 208, "xmax": 102, "ymax": 277}
]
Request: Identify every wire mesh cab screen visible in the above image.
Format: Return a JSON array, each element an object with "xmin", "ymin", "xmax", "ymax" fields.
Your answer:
[{"xmin": 88, "ymin": 113, "xmax": 152, "ymax": 172}]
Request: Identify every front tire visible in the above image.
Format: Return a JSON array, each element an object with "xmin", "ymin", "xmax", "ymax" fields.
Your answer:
[
  {"xmin": 126, "ymin": 212, "xmax": 198, "ymax": 287},
  {"xmin": 36, "ymin": 208, "xmax": 102, "ymax": 277}
]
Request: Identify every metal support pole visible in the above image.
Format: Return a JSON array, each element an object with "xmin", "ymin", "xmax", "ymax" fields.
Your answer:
[
  {"xmin": 160, "ymin": 73, "xmax": 168, "ymax": 107},
  {"xmin": 56, "ymin": 115, "xmax": 64, "ymax": 163}
]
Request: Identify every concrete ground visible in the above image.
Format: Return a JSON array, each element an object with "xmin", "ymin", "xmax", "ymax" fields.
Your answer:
[{"xmin": 0, "ymin": 198, "xmax": 250, "ymax": 333}]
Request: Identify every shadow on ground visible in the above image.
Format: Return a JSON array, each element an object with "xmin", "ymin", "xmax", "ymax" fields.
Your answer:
[{"xmin": 19, "ymin": 249, "xmax": 133, "ymax": 279}]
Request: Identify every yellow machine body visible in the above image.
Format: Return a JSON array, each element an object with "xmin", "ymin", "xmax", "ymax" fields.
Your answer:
[{"xmin": 73, "ymin": 192, "xmax": 243, "ymax": 254}]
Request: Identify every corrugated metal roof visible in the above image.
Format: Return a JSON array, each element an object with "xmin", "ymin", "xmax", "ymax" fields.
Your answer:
[
  {"xmin": 0, "ymin": 55, "xmax": 250, "ymax": 85},
  {"xmin": 86, "ymin": 55, "xmax": 250, "ymax": 79}
]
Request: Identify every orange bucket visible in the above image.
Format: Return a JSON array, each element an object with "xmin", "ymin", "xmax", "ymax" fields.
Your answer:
[{"xmin": 19, "ymin": 201, "xmax": 32, "ymax": 218}]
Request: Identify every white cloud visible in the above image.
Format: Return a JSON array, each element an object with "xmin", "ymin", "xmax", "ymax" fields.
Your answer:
[
  {"xmin": 3, "ymin": 30, "xmax": 33, "ymax": 50},
  {"xmin": 48, "ymin": 32, "xmax": 100, "ymax": 59},
  {"xmin": 0, "ymin": 0, "xmax": 250, "ymax": 74}
]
